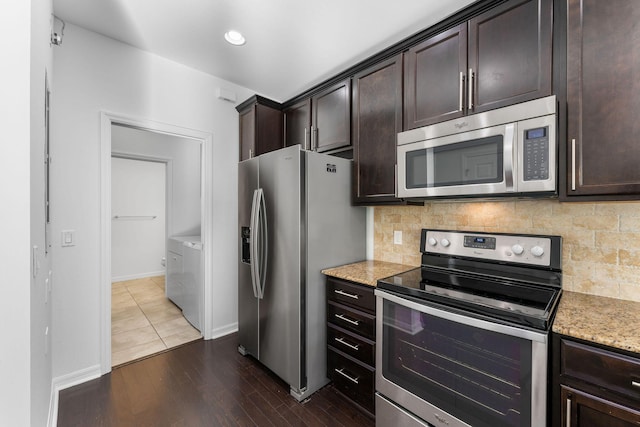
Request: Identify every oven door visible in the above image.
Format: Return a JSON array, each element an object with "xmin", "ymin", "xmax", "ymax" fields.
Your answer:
[
  {"xmin": 375, "ymin": 289, "xmax": 548, "ymax": 427},
  {"xmin": 396, "ymin": 123, "xmax": 516, "ymax": 198}
]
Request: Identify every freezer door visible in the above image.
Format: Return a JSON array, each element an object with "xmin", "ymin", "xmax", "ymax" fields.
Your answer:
[
  {"xmin": 258, "ymin": 146, "xmax": 303, "ymax": 391},
  {"xmin": 238, "ymin": 158, "xmax": 260, "ymax": 358}
]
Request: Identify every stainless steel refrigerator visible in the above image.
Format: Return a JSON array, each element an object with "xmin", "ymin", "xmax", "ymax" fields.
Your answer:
[{"xmin": 238, "ymin": 145, "xmax": 366, "ymax": 401}]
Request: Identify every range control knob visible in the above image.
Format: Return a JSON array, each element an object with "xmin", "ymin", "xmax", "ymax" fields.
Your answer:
[
  {"xmin": 511, "ymin": 244, "xmax": 525, "ymax": 255},
  {"xmin": 441, "ymin": 238, "xmax": 451, "ymax": 248},
  {"xmin": 428, "ymin": 237, "xmax": 437, "ymax": 246},
  {"xmin": 531, "ymin": 246, "xmax": 545, "ymax": 257}
]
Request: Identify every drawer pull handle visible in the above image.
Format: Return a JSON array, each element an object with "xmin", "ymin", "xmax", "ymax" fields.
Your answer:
[
  {"xmin": 632, "ymin": 380, "xmax": 640, "ymax": 388},
  {"xmin": 334, "ymin": 368, "xmax": 359, "ymax": 384},
  {"xmin": 335, "ymin": 337, "xmax": 360, "ymax": 351},
  {"xmin": 334, "ymin": 289, "xmax": 360, "ymax": 299},
  {"xmin": 335, "ymin": 313, "xmax": 359, "ymax": 326}
]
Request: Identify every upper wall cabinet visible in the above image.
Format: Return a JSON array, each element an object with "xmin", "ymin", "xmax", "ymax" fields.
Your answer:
[
  {"xmin": 352, "ymin": 55, "xmax": 403, "ymax": 205},
  {"xmin": 565, "ymin": 0, "xmax": 640, "ymax": 198},
  {"xmin": 311, "ymin": 79, "xmax": 351, "ymax": 153},
  {"xmin": 284, "ymin": 99, "xmax": 311, "ymax": 149},
  {"xmin": 404, "ymin": 0, "xmax": 552, "ymax": 130},
  {"xmin": 237, "ymin": 96, "xmax": 283, "ymax": 161},
  {"xmin": 284, "ymin": 79, "xmax": 351, "ymax": 154}
]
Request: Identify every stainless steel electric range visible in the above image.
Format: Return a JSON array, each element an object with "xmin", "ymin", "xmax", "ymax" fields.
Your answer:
[{"xmin": 375, "ymin": 229, "xmax": 562, "ymax": 427}]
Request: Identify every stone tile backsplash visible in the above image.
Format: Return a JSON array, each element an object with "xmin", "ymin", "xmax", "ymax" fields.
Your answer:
[{"xmin": 373, "ymin": 200, "xmax": 640, "ymax": 302}]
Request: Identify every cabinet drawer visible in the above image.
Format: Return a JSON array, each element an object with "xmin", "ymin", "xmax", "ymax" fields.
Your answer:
[
  {"xmin": 327, "ymin": 348, "xmax": 375, "ymax": 413},
  {"xmin": 327, "ymin": 300, "xmax": 375, "ymax": 340},
  {"xmin": 561, "ymin": 339, "xmax": 640, "ymax": 401},
  {"xmin": 328, "ymin": 324, "xmax": 375, "ymax": 366},
  {"xmin": 326, "ymin": 278, "xmax": 375, "ymax": 313}
]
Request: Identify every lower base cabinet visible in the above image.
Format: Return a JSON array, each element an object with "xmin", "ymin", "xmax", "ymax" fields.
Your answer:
[
  {"xmin": 554, "ymin": 334, "xmax": 640, "ymax": 426},
  {"xmin": 325, "ymin": 277, "xmax": 376, "ymax": 416}
]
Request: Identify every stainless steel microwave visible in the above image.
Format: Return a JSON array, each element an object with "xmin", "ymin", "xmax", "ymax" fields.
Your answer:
[{"xmin": 397, "ymin": 96, "xmax": 557, "ymax": 199}]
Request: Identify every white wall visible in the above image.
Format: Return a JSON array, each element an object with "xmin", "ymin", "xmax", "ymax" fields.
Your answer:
[
  {"xmin": 1, "ymin": 0, "xmax": 54, "ymax": 426},
  {"xmin": 111, "ymin": 157, "xmax": 166, "ymax": 281},
  {"xmin": 112, "ymin": 125, "xmax": 202, "ymax": 237},
  {"xmin": 51, "ymin": 24, "xmax": 253, "ymax": 383}
]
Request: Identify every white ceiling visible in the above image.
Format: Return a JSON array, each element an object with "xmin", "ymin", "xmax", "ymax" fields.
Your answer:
[{"xmin": 52, "ymin": 0, "xmax": 477, "ymax": 102}]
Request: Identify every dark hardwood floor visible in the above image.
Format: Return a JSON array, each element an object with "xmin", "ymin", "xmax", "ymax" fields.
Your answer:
[{"xmin": 57, "ymin": 333, "xmax": 375, "ymax": 426}]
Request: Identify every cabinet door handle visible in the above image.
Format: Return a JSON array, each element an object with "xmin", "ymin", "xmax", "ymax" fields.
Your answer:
[
  {"xmin": 334, "ymin": 368, "xmax": 359, "ymax": 384},
  {"xmin": 304, "ymin": 128, "xmax": 309, "ymax": 150},
  {"xmin": 334, "ymin": 289, "xmax": 359, "ymax": 299},
  {"xmin": 565, "ymin": 395, "xmax": 572, "ymax": 427},
  {"xmin": 335, "ymin": 313, "xmax": 359, "ymax": 326},
  {"xmin": 632, "ymin": 380, "xmax": 640, "ymax": 388},
  {"xmin": 334, "ymin": 336, "xmax": 360, "ymax": 351},
  {"xmin": 310, "ymin": 126, "xmax": 316, "ymax": 151},
  {"xmin": 571, "ymin": 138, "xmax": 576, "ymax": 191},
  {"xmin": 459, "ymin": 71, "xmax": 465, "ymax": 112},
  {"xmin": 249, "ymin": 148, "xmax": 253, "ymax": 159},
  {"xmin": 468, "ymin": 68, "xmax": 474, "ymax": 111}
]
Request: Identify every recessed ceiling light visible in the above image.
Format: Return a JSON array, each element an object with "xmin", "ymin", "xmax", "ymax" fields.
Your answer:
[{"xmin": 224, "ymin": 30, "xmax": 246, "ymax": 46}]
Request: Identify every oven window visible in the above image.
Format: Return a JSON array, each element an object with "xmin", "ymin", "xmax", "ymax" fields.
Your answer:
[
  {"xmin": 406, "ymin": 135, "xmax": 503, "ymax": 189},
  {"xmin": 382, "ymin": 299, "xmax": 532, "ymax": 427}
]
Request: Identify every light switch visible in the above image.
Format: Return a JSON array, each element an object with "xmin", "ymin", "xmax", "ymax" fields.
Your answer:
[
  {"xmin": 61, "ymin": 230, "xmax": 75, "ymax": 247},
  {"xmin": 394, "ymin": 230, "xmax": 403, "ymax": 245}
]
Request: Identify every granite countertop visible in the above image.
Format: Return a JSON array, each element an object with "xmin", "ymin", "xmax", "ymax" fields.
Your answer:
[
  {"xmin": 553, "ymin": 291, "xmax": 640, "ymax": 354},
  {"xmin": 322, "ymin": 260, "xmax": 416, "ymax": 287}
]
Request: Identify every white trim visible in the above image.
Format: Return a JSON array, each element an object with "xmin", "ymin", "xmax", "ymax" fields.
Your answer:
[
  {"xmin": 111, "ymin": 271, "xmax": 165, "ymax": 283},
  {"xmin": 48, "ymin": 364, "xmax": 102, "ymax": 427},
  {"xmin": 209, "ymin": 322, "xmax": 238, "ymax": 340},
  {"xmin": 100, "ymin": 111, "xmax": 214, "ymax": 374}
]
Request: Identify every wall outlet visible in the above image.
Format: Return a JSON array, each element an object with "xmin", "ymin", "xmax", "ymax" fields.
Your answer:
[{"xmin": 394, "ymin": 230, "xmax": 403, "ymax": 245}]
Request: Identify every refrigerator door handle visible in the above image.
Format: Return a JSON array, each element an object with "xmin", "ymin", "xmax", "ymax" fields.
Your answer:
[
  {"xmin": 256, "ymin": 188, "xmax": 268, "ymax": 299},
  {"xmin": 249, "ymin": 189, "xmax": 260, "ymax": 299}
]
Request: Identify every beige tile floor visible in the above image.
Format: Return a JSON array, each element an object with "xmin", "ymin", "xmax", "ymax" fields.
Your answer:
[{"xmin": 111, "ymin": 275, "xmax": 201, "ymax": 367}]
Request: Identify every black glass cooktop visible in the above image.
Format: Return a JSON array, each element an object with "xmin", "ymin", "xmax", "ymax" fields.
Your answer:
[{"xmin": 377, "ymin": 261, "xmax": 562, "ymax": 331}]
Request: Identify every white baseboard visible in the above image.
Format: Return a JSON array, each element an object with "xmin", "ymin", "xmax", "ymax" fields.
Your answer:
[
  {"xmin": 111, "ymin": 270, "xmax": 165, "ymax": 283},
  {"xmin": 48, "ymin": 364, "xmax": 102, "ymax": 427},
  {"xmin": 206, "ymin": 322, "xmax": 238, "ymax": 340}
]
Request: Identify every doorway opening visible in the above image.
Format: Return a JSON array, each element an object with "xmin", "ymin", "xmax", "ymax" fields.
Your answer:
[
  {"xmin": 110, "ymin": 155, "xmax": 201, "ymax": 366},
  {"xmin": 100, "ymin": 113, "xmax": 214, "ymax": 374}
]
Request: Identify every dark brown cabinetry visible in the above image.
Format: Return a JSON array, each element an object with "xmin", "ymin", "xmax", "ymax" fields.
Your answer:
[
  {"xmin": 565, "ymin": 0, "xmax": 640, "ymax": 198},
  {"xmin": 284, "ymin": 99, "xmax": 311, "ymax": 149},
  {"xmin": 284, "ymin": 80, "xmax": 351, "ymax": 154},
  {"xmin": 404, "ymin": 24, "xmax": 467, "ymax": 129},
  {"xmin": 326, "ymin": 277, "xmax": 376, "ymax": 416},
  {"xmin": 553, "ymin": 335, "xmax": 640, "ymax": 426},
  {"xmin": 352, "ymin": 55, "xmax": 403, "ymax": 205},
  {"xmin": 404, "ymin": 0, "xmax": 552, "ymax": 130},
  {"xmin": 311, "ymin": 79, "xmax": 351, "ymax": 153},
  {"xmin": 236, "ymin": 96, "xmax": 283, "ymax": 161}
]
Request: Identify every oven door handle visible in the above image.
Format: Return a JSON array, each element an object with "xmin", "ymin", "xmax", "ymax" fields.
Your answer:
[{"xmin": 374, "ymin": 289, "xmax": 547, "ymax": 343}]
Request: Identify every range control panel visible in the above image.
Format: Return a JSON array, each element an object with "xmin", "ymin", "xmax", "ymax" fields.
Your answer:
[{"xmin": 423, "ymin": 229, "xmax": 554, "ymax": 267}]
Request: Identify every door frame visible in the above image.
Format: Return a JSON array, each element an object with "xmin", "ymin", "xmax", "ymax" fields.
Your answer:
[{"xmin": 100, "ymin": 111, "xmax": 214, "ymax": 374}]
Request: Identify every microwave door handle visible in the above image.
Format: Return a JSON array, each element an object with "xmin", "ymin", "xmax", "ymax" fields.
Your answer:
[{"xmin": 504, "ymin": 123, "xmax": 515, "ymax": 191}]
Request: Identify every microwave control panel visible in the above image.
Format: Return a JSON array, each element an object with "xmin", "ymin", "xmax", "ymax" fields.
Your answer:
[{"xmin": 523, "ymin": 126, "xmax": 549, "ymax": 181}]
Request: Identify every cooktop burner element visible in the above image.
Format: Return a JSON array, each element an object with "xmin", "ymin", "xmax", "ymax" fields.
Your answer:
[{"xmin": 378, "ymin": 229, "xmax": 562, "ymax": 330}]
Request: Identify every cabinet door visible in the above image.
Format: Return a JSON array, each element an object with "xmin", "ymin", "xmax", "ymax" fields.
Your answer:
[
  {"xmin": 403, "ymin": 24, "xmax": 467, "ymax": 130},
  {"xmin": 353, "ymin": 55, "xmax": 403, "ymax": 204},
  {"xmin": 239, "ymin": 106, "xmax": 255, "ymax": 161},
  {"xmin": 562, "ymin": 386, "xmax": 640, "ymax": 427},
  {"xmin": 566, "ymin": 0, "xmax": 640, "ymax": 197},
  {"xmin": 284, "ymin": 99, "xmax": 311, "ymax": 149},
  {"xmin": 468, "ymin": 0, "xmax": 552, "ymax": 113},
  {"xmin": 312, "ymin": 79, "xmax": 351, "ymax": 152}
]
